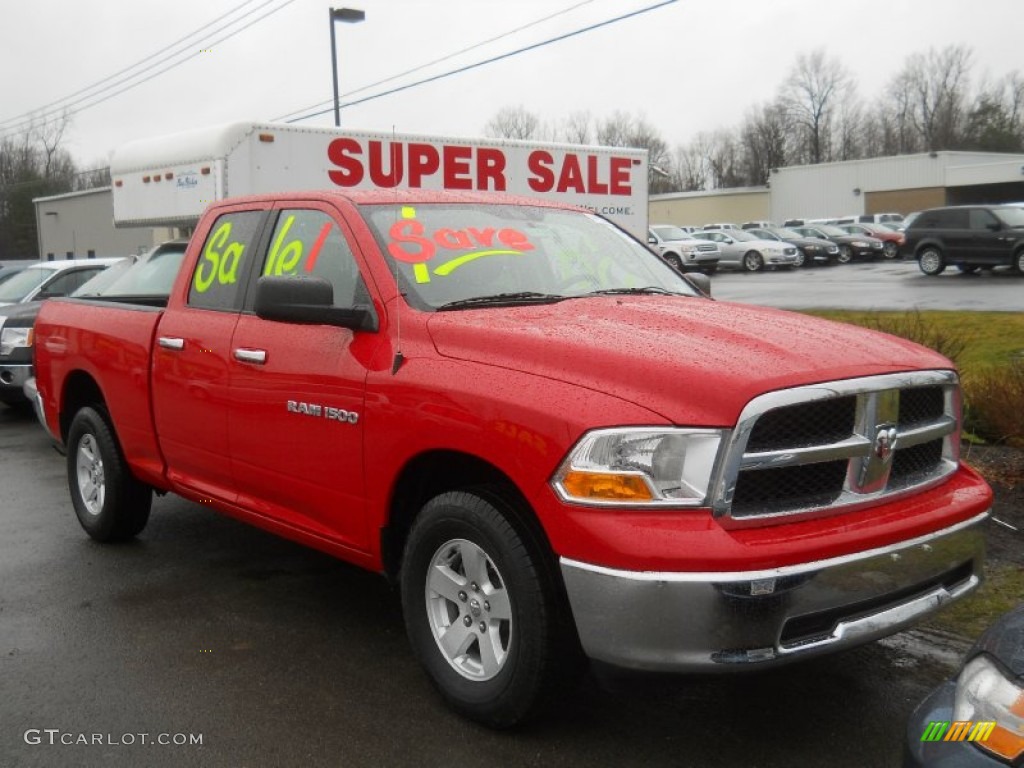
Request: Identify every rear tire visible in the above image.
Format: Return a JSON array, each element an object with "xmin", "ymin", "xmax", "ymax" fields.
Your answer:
[
  {"xmin": 67, "ymin": 406, "xmax": 152, "ymax": 542},
  {"xmin": 1015, "ymin": 249, "xmax": 1024, "ymax": 275},
  {"xmin": 400, "ymin": 489, "xmax": 576, "ymax": 728},
  {"xmin": 918, "ymin": 247, "xmax": 946, "ymax": 276}
]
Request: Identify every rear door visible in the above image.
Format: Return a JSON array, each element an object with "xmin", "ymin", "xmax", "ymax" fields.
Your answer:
[
  {"xmin": 151, "ymin": 205, "xmax": 268, "ymax": 503},
  {"xmin": 227, "ymin": 202, "xmax": 378, "ymax": 550}
]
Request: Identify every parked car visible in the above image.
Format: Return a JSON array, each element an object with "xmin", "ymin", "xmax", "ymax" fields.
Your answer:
[
  {"xmin": 904, "ymin": 602, "xmax": 1024, "ymax": 766},
  {"xmin": 691, "ymin": 229, "xmax": 800, "ymax": 271},
  {"xmin": 740, "ymin": 220, "xmax": 775, "ymax": 230},
  {"xmin": 902, "ymin": 204, "xmax": 1024, "ymax": 276},
  {"xmin": 4, "ymin": 244, "xmax": 184, "ymax": 409},
  {"xmin": 647, "ymin": 226, "xmax": 721, "ymax": 274},
  {"xmin": 701, "ymin": 222, "xmax": 740, "ymax": 231},
  {"xmin": 836, "ymin": 222, "xmax": 905, "ymax": 260},
  {"xmin": 791, "ymin": 225, "xmax": 885, "ymax": 263},
  {"xmin": 746, "ymin": 227, "xmax": 839, "ymax": 267},
  {"xmin": 0, "ymin": 258, "xmax": 122, "ymax": 308},
  {"xmin": 834, "ymin": 213, "xmax": 905, "ymax": 227}
]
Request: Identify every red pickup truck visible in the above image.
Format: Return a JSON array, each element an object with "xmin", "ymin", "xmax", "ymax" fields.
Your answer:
[{"xmin": 33, "ymin": 190, "xmax": 992, "ymax": 727}]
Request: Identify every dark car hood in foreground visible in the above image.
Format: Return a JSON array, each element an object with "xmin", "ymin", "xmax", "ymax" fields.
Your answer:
[
  {"xmin": 427, "ymin": 296, "xmax": 951, "ymax": 426},
  {"xmin": 0, "ymin": 300, "xmax": 43, "ymax": 327}
]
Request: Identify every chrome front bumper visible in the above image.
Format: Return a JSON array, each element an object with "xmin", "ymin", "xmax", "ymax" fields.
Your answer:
[{"xmin": 560, "ymin": 511, "xmax": 987, "ymax": 672}]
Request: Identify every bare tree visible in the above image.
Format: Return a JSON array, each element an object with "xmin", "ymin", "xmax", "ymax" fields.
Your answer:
[
  {"xmin": 672, "ymin": 139, "xmax": 711, "ymax": 192},
  {"xmin": 483, "ymin": 105, "xmax": 541, "ymax": 140},
  {"xmin": 739, "ymin": 101, "xmax": 790, "ymax": 185},
  {"xmin": 780, "ymin": 49, "xmax": 855, "ymax": 164},
  {"xmin": 895, "ymin": 45, "xmax": 973, "ymax": 151},
  {"xmin": 561, "ymin": 110, "xmax": 593, "ymax": 145}
]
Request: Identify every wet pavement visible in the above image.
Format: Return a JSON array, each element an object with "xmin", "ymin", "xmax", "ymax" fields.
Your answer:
[
  {"xmin": 708, "ymin": 260, "xmax": 1024, "ymax": 312},
  {"xmin": 0, "ymin": 406, "xmax": 976, "ymax": 768}
]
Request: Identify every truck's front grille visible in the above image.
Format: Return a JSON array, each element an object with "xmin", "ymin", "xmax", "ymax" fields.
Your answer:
[{"xmin": 714, "ymin": 372, "xmax": 960, "ymax": 525}]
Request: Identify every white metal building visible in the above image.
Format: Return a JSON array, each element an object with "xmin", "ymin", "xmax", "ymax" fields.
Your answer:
[
  {"xmin": 33, "ymin": 187, "xmax": 174, "ymax": 262},
  {"xmin": 650, "ymin": 151, "xmax": 1024, "ymax": 227}
]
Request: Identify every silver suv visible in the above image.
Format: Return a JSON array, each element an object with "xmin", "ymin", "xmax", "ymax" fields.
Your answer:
[{"xmin": 647, "ymin": 225, "xmax": 721, "ymax": 274}]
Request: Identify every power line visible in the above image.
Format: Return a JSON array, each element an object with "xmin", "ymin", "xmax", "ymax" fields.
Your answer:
[
  {"xmin": 285, "ymin": 0, "xmax": 678, "ymax": 125},
  {"xmin": 273, "ymin": 0, "xmax": 600, "ymax": 123},
  {"xmin": 0, "ymin": 0, "xmax": 266, "ymax": 130},
  {"xmin": 0, "ymin": 0, "xmax": 297, "ymax": 139}
]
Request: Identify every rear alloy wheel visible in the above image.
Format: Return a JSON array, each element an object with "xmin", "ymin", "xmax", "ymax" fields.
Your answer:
[
  {"xmin": 918, "ymin": 247, "xmax": 946, "ymax": 276},
  {"xmin": 67, "ymin": 406, "xmax": 152, "ymax": 541},
  {"xmin": 742, "ymin": 251, "xmax": 764, "ymax": 272},
  {"xmin": 883, "ymin": 242, "xmax": 899, "ymax": 259},
  {"xmin": 837, "ymin": 245, "xmax": 853, "ymax": 264},
  {"xmin": 1016, "ymin": 249, "xmax": 1024, "ymax": 275}
]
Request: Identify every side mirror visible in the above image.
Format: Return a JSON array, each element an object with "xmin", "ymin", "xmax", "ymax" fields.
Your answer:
[
  {"xmin": 648, "ymin": 236, "xmax": 657, "ymax": 244},
  {"xmin": 685, "ymin": 272, "xmax": 712, "ymax": 297},
  {"xmin": 254, "ymin": 275, "xmax": 378, "ymax": 332}
]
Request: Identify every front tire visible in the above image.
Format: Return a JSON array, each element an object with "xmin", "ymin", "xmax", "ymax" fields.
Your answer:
[
  {"xmin": 664, "ymin": 253, "xmax": 684, "ymax": 273},
  {"xmin": 67, "ymin": 406, "xmax": 152, "ymax": 542},
  {"xmin": 918, "ymin": 247, "xmax": 946, "ymax": 276},
  {"xmin": 883, "ymin": 242, "xmax": 899, "ymax": 259},
  {"xmin": 837, "ymin": 245, "xmax": 853, "ymax": 264},
  {"xmin": 401, "ymin": 490, "xmax": 571, "ymax": 728},
  {"xmin": 793, "ymin": 250, "xmax": 806, "ymax": 268},
  {"xmin": 1015, "ymin": 249, "xmax": 1024, "ymax": 275},
  {"xmin": 742, "ymin": 251, "xmax": 764, "ymax": 272}
]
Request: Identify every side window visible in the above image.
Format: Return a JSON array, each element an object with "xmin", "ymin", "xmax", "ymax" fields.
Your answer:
[
  {"xmin": 262, "ymin": 209, "xmax": 367, "ymax": 307},
  {"xmin": 934, "ymin": 209, "xmax": 968, "ymax": 229},
  {"xmin": 188, "ymin": 211, "xmax": 263, "ymax": 311},
  {"xmin": 42, "ymin": 268, "xmax": 102, "ymax": 297},
  {"xmin": 969, "ymin": 209, "xmax": 998, "ymax": 230}
]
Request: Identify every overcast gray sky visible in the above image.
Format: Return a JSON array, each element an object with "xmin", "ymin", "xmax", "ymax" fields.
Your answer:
[{"xmin": 2, "ymin": 0, "xmax": 1021, "ymax": 167}]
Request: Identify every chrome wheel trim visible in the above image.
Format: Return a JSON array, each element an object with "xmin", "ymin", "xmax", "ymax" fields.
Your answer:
[
  {"xmin": 425, "ymin": 538, "xmax": 512, "ymax": 681},
  {"xmin": 920, "ymin": 250, "xmax": 942, "ymax": 274},
  {"xmin": 1016, "ymin": 251, "xmax": 1024, "ymax": 274},
  {"xmin": 76, "ymin": 434, "xmax": 105, "ymax": 517},
  {"xmin": 883, "ymin": 242, "xmax": 898, "ymax": 259},
  {"xmin": 837, "ymin": 246, "xmax": 853, "ymax": 264}
]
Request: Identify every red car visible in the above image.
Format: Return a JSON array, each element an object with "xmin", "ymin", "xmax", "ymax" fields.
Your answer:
[{"xmin": 837, "ymin": 222, "xmax": 905, "ymax": 260}]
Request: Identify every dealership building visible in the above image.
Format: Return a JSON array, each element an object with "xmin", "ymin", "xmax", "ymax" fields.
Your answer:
[{"xmin": 649, "ymin": 151, "xmax": 1024, "ymax": 227}]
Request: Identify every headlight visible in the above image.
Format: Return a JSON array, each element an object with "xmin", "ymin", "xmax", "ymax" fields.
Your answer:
[
  {"xmin": 953, "ymin": 654, "xmax": 1024, "ymax": 762},
  {"xmin": 551, "ymin": 428, "xmax": 724, "ymax": 506},
  {"xmin": 0, "ymin": 326, "xmax": 32, "ymax": 356}
]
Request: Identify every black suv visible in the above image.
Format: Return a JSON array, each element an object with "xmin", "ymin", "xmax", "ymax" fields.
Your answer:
[{"xmin": 902, "ymin": 204, "xmax": 1024, "ymax": 276}]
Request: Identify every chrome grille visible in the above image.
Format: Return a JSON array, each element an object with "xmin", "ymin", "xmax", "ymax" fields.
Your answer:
[{"xmin": 713, "ymin": 371, "xmax": 960, "ymax": 526}]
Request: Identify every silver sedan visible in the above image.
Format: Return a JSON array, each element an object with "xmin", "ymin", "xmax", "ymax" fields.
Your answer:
[{"xmin": 691, "ymin": 230, "xmax": 799, "ymax": 272}]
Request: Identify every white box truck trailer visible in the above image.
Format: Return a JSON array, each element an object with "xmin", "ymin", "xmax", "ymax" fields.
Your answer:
[{"xmin": 110, "ymin": 122, "xmax": 649, "ymax": 238}]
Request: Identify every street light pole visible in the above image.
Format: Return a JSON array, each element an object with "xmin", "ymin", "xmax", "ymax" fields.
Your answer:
[{"xmin": 329, "ymin": 7, "xmax": 365, "ymax": 127}]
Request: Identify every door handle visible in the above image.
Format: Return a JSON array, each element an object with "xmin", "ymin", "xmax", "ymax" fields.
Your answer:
[
  {"xmin": 234, "ymin": 348, "xmax": 267, "ymax": 365},
  {"xmin": 158, "ymin": 337, "xmax": 185, "ymax": 351}
]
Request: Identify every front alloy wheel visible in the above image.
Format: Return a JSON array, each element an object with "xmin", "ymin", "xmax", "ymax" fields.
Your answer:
[
  {"xmin": 837, "ymin": 245, "xmax": 853, "ymax": 264},
  {"xmin": 743, "ymin": 251, "xmax": 764, "ymax": 272},
  {"xmin": 425, "ymin": 538, "xmax": 512, "ymax": 681},
  {"xmin": 883, "ymin": 242, "xmax": 899, "ymax": 259},
  {"xmin": 1016, "ymin": 249, "xmax": 1024, "ymax": 275}
]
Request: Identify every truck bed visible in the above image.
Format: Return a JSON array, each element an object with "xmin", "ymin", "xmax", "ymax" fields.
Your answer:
[{"xmin": 35, "ymin": 298, "xmax": 169, "ymax": 488}]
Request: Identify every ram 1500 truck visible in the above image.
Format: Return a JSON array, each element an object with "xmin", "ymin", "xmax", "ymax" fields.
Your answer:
[{"xmin": 33, "ymin": 189, "xmax": 993, "ymax": 727}]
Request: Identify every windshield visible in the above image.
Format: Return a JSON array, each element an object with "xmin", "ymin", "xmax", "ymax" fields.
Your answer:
[
  {"xmin": 362, "ymin": 204, "xmax": 700, "ymax": 310},
  {"xmin": 773, "ymin": 228, "xmax": 803, "ymax": 239},
  {"xmin": 100, "ymin": 246, "xmax": 187, "ymax": 296},
  {"xmin": 995, "ymin": 207, "xmax": 1024, "ymax": 227},
  {"xmin": 72, "ymin": 257, "xmax": 135, "ymax": 296},
  {"xmin": 0, "ymin": 266, "xmax": 50, "ymax": 303},
  {"xmin": 652, "ymin": 225, "xmax": 692, "ymax": 241},
  {"xmin": 725, "ymin": 230, "xmax": 757, "ymax": 242},
  {"xmin": 816, "ymin": 225, "xmax": 847, "ymax": 237}
]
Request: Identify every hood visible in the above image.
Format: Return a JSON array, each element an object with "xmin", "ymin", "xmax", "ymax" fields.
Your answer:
[
  {"xmin": 969, "ymin": 603, "xmax": 1024, "ymax": 677},
  {"xmin": 0, "ymin": 300, "xmax": 43, "ymax": 326},
  {"xmin": 426, "ymin": 296, "xmax": 952, "ymax": 426}
]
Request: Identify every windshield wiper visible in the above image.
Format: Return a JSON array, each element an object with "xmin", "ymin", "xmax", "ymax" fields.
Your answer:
[
  {"xmin": 581, "ymin": 286, "xmax": 680, "ymax": 297},
  {"xmin": 437, "ymin": 292, "xmax": 568, "ymax": 310}
]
